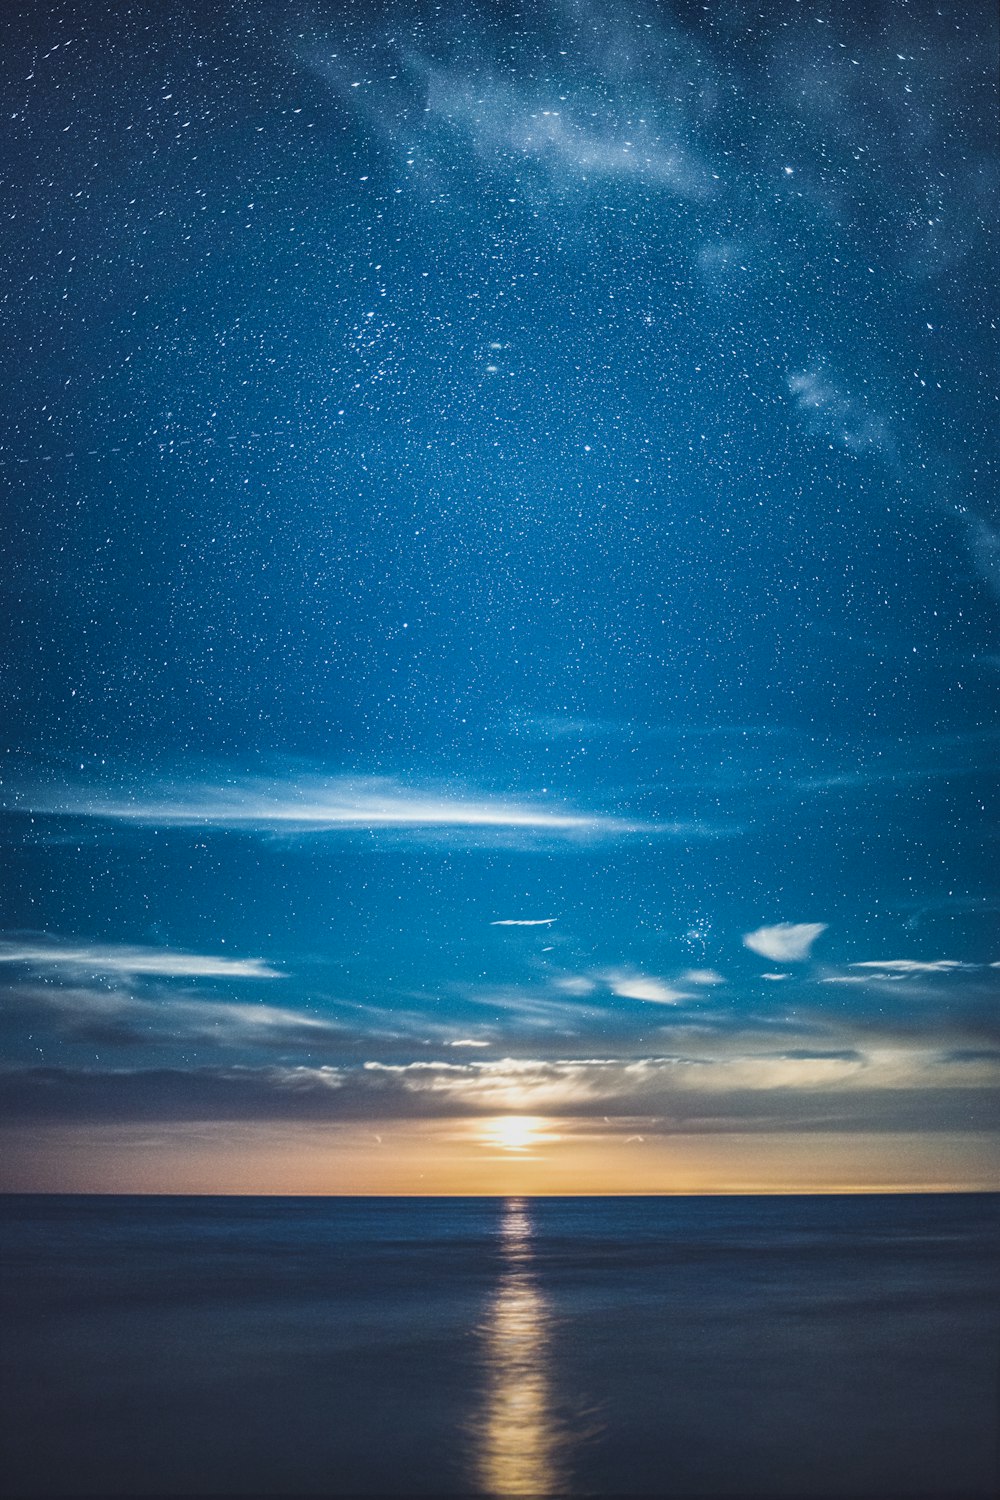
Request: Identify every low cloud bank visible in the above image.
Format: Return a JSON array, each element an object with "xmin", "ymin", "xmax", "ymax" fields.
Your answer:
[{"xmin": 2, "ymin": 1047, "xmax": 996, "ymax": 1132}]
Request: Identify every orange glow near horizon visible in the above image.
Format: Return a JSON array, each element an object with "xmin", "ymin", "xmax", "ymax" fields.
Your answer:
[
  {"xmin": 1, "ymin": 1118, "xmax": 997, "ymax": 1196},
  {"xmin": 478, "ymin": 1116, "xmax": 559, "ymax": 1154}
]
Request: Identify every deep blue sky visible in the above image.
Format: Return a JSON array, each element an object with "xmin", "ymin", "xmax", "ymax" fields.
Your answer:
[{"xmin": 1, "ymin": 0, "xmax": 997, "ymax": 1188}]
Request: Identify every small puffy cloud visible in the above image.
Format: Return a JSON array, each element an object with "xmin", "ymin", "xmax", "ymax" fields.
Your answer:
[
  {"xmin": 743, "ymin": 923, "xmax": 827, "ymax": 962},
  {"xmin": 680, "ymin": 969, "xmax": 725, "ymax": 986}
]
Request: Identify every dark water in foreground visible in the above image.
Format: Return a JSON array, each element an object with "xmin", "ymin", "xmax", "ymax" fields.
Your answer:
[{"xmin": 0, "ymin": 1194, "xmax": 997, "ymax": 1497}]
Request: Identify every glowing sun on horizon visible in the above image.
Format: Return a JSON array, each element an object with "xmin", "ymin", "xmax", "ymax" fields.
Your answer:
[{"xmin": 480, "ymin": 1116, "xmax": 549, "ymax": 1153}]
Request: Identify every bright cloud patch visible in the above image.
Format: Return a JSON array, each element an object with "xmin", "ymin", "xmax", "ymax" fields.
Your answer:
[
  {"xmin": 606, "ymin": 973, "xmax": 691, "ymax": 1004},
  {"xmin": 743, "ymin": 923, "xmax": 827, "ymax": 962}
]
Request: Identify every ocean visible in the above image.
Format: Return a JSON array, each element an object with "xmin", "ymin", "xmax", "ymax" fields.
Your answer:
[{"xmin": 1, "ymin": 1193, "xmax": 997, "ymax": 1497}]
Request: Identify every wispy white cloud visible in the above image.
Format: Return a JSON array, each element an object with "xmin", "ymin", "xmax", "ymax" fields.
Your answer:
[
  {"xmin": 605, "ymin": 972, "xmax": 691, "ymax": 1004},
  {"xmin": 512, "ymin": 712, "xmax": 632, "ymax": 741},
  {"xmin": 296, "ymin": 0, "xmax": 720, "ymax": 207},
  {"xmin": 548, "ymin": 968, "xmax": 714, "ymax": 1008},
  {"xmin": 553, "ymin": 976, "xmax": 598, "ymax": 996},
  {"xmin": 743, "ymin": 923, "xmax": 828, "ymax": 963},
  {"xmin": 850, "ymin": 959, "xmax": 977, "ymax": 974},
  {"xmin": 771, "ymin": 11, "xmax": 993, "ymax": 282},
  {"xmin": 460, "ymin": 982, "xmax": 610, "ymax": 1032},
  {"xmin": 787, "ymin": 368, "xmax": 894, "ymax": 456},
  {"xmin": 965, "ymin": 516, "xmax": 1000, "ymax": 600},
  {"xmin": 0, "ymin": 937, "xmax": 278, "ymax": 979},
  {"xmin": 420, "ymin": 60, "xmax": 714, "ymax": 197},
  {"xmin": 8, "ymin": 984, "xmax": 335, "ymax": 1047},
  {"xmin": 17, "ymin": 773, "xmax": 652, "ymax": 839},
  {"xmin": 787, "ymin": 364, "xmax": 997, "ymax": 606}
]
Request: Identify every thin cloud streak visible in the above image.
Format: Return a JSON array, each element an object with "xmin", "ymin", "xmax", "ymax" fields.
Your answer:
[
  {"xmin": 4, "ymin": 984, "xmax": 336, "ymax": 1048},
  {"xmin": 14, "ymin": 774, "xmax": 656, "ymax": 838},
  {"xmin": 0, "ymin": 937, "xmax": 279, "ymax": 979},
  {"xmin": 850, "ymin": 959, "xmax": 979, "ymax": 974},
  {"xmin": 491, "ymin": 918, "xmax": 558, "ymax": 927}
]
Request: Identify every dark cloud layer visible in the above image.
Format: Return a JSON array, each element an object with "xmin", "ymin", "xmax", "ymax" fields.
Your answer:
[{"xmin": 2, "ymin": 1054, "xmax": 996, "ymax": 1134}]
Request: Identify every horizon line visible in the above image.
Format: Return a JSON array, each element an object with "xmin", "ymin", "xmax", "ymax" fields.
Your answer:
[{"xmin": 2, "ymin": 1186, "xmax": 996, "ymax": 1199}]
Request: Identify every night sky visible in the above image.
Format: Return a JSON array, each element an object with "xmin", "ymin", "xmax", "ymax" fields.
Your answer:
[{"xmin": 1, "ymin": 0, "xmax": 997, "ymax": 1192}]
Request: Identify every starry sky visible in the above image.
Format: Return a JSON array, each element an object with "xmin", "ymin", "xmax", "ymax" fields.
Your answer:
[{"xmin": 1, "ymin": 0, "xmax": 997, "ymax": 1193}]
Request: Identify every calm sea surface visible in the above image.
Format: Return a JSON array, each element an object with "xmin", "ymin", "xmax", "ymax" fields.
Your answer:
[{"xmin": 1, "ymin": 1193, "xmax": 997, "ymax": 1497}]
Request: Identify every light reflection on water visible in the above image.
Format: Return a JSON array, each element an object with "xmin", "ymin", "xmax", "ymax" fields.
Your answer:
[{"xmin": 470, "ymin": 1198, "xmax": 574, "ymax": 1497}]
